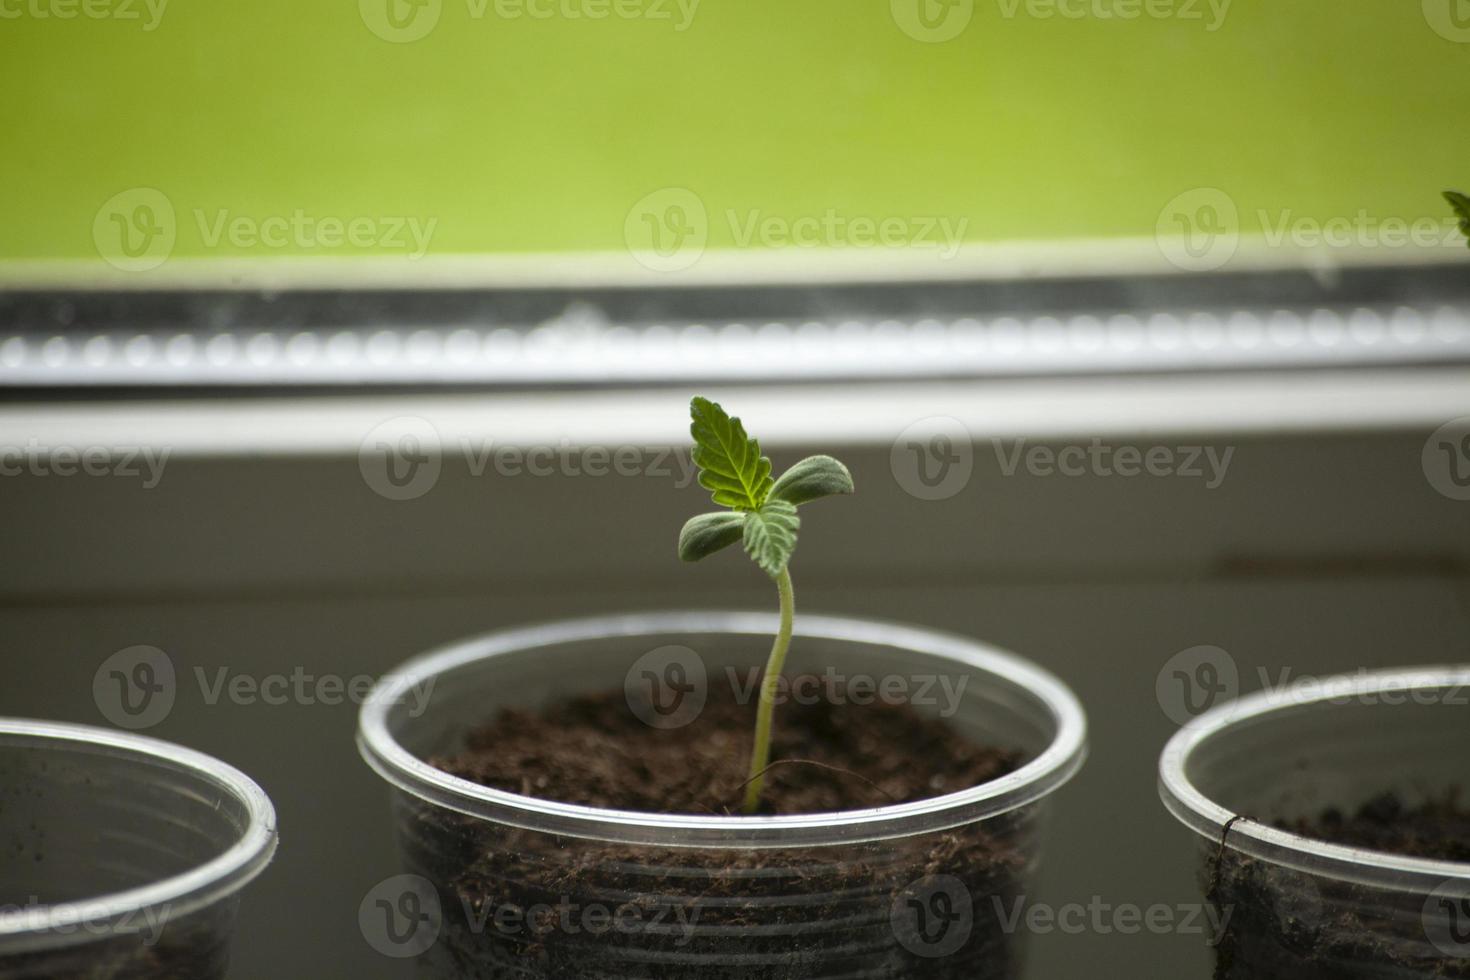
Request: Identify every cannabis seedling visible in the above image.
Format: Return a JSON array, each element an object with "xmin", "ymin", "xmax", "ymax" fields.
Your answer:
[
  {"xmin": 1448, "ymin": 191, "xmax": 1470, "ymax": 248},
  {"xmin": 677, "ymin": 397, "xmax": 854, "ymax": 814}
]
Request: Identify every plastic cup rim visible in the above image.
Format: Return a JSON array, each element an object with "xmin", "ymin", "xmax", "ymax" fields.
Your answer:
[
  {"xmin": 1158, "ymin": 664, "xmax": 1470, "ymax": 889},
  {"xmin": 0, "ymin": 718, "xmax": 278, "ymax": 943},
  {"xmin": 357, "ymin": 610, "xmax": 1088, "ymax": 847}
]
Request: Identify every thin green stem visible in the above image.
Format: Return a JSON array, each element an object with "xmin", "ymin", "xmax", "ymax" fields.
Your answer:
[{"xmin": 743, "ymin": 565, "xmax": 794, "ymax": 814}]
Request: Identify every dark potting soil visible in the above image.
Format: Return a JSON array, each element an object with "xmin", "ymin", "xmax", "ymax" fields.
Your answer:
[
  {"xmin": 1207, "ymin": 792, "xmax": 1470, "ymax": 980},
  {"xmin": 401, "ymin": 676, "xmax": 1033, "ymax": 979},
  {"xmin": 1277, "ymin": 791, "xmax": 1470, "ymax": 864},
  {"xmin": 437, "ymin": 678, "xmax": 1020, "ymax": 816}
]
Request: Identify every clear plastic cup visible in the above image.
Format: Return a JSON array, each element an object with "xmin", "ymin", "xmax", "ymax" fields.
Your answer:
[
  {"xmin": 358, "ymin": 611, "xmax": 1087, "ymax": 979},
  {"xmin": 1160, "ymin": 667, "xmax": 1470, "ymax": 979},
  {"xmin": 0, "ymin": 720, "xmax": 278, "ymax": 980}
]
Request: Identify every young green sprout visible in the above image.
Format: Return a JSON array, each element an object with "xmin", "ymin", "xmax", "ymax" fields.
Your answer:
[
  {"xmin": 1448, "ymin": 191, "xmax": 1470, "ymax": 248},
  {"xmin": 676, "ymin": 397, "xmax": 854, "ymax": 814}
]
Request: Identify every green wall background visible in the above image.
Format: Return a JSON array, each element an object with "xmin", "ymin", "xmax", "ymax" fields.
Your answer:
[{"xmin": 2, "ymin": 0, "xmax": 1467, "ymax": 271}]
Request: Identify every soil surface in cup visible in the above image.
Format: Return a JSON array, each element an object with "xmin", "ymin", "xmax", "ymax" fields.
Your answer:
[
  {"xmin": 404, "ymin": 675, "xmax": 1033, "ymax": 979},
  {"xmin": 436, "ymin": 675, "xmax": 1020, "ymax": 816},
  {"xmin": 1277, "ymin": 791, "xmax": 1470, "ymax": 863},
  {"xmin": 1206, "ymin": 791, "xmax": 1470, "ymax": 980}
]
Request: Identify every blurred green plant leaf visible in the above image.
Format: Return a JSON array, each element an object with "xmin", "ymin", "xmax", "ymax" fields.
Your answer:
[{"xmin": 1446, "ymin": 191, "xmax": 1470, "ymax": 248}]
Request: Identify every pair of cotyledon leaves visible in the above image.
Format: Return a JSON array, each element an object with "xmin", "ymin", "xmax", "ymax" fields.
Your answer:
[{"xmin": 677, "ymin": 397, "xmax": 854, "ymax": 578}]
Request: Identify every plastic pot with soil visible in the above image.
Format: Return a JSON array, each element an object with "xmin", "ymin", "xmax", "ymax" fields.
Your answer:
[
  {"xmin": 1160, "ymin": 666, "xmax": 1470, "ymax": 979},
  {"xmin": 0, "ymin": 719, "xmax": 278, "ymax": 980},
  {"xmin": 357, "ymin": 611, "xmax": 1087, "ymax": 979}
]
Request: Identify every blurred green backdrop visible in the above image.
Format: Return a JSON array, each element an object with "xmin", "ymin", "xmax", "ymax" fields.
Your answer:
[{"xmin": 1, "ymin": 0, "xmax": 1467, "ymax": 273}]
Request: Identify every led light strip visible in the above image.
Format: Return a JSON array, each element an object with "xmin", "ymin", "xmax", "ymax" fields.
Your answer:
[{"xmin": 1, "ymin": 301, "xmax": 1467, "ymax": 387}]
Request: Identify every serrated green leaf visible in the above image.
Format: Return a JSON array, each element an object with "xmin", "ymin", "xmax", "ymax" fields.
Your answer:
[
  {"xmin": 770, "ymin": 455, "xmax": 855, "ymax": 506},
  {"xmin": 677, "ymin": 511, "xmax": 745, "ymax": 562},
  {"xmin": 742, "ymin": 499, "xmax": 800, "ymax": 577},
  {"xmin": 1446, "ymin": 191, "xmax": 1470, "ymax": 248},
  {"xmin": 689, "ymin": 397, "xmax": 773, "ymax": 511}
]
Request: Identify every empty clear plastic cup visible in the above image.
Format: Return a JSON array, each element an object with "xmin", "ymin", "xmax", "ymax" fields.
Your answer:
[
  {"xmin": 358, "ymin": 611, "xmax": 1087, "ymax": 979},
  {"xmin": 0, "ymin": 720, "xmax": 278, "ymax": 980},
  {"xmin": 1160, "ymin": 667, "xmax": 1470, "ymax": 979}
]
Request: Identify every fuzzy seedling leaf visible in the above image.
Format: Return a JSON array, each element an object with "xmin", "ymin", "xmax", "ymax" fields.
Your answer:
[
  {"xmin": 770, "ymin": 455, "xmax": 856, "ymax": 506},
  {"xmin": 678, "ymin": 511, "xmax": 745, "ymax": 562},
  {"xmin": 690, "ymin": 396, "xmax": 773, "ymax": 511},
  {"xmin": 1447, "ymin": 191, "xmax": 1470, "ymax": 248},
  {"xmin": 742, "ymin": 499, "xmax": 800, "ymax": 577}
]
